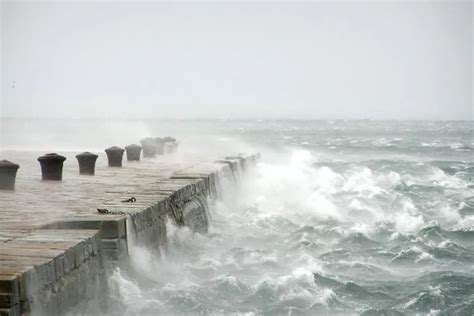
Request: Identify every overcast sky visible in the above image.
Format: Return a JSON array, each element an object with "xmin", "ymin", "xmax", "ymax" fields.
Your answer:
[{"xmin": 1, "ymin": 1, "xmax": 472, "ymax": 120}]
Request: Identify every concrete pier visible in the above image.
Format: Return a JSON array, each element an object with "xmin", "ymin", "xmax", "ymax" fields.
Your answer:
[{"xmin": 0, "ymin": 150, "xmax": 259, "ymax": 315}]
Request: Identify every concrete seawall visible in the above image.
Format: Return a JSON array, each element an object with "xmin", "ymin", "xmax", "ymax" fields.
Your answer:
[{"xmin": 0, "ymin": 152, "xmax": 259, "ymax": 315}]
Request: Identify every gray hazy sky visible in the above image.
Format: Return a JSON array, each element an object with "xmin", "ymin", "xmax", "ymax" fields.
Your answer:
[{"xmin": 1, "ymin": 1, "xmax": 472, "ymax": 120}]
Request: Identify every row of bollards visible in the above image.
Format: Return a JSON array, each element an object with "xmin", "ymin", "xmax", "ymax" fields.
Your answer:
[{"xmin": 0, "ymin": 137, "xmax": 179, "ymax": 190}]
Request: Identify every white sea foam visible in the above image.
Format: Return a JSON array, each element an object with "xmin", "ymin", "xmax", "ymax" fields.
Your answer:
[{"xmin": 104, "ymin": 130, "xmax": 473, "ymax": 315}]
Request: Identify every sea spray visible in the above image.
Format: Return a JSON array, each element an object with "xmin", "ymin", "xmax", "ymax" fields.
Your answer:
[{"xmin": 79, "ymin": 120, "xmax": 474, "ymax": 315}]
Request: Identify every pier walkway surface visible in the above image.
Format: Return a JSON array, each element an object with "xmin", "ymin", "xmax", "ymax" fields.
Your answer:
[{"xmin": 0, "ymin": 149, "xmax": 259, "ymax": 315}]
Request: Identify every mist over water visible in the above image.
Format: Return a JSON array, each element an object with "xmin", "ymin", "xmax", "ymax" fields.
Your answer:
[
  {"xmin": 2, "ymin": 119, "xmax": 473, "ymax": 315},
  {"xmin": 2, "ymin": 1, "xmax": 472, "ymax": 314}
]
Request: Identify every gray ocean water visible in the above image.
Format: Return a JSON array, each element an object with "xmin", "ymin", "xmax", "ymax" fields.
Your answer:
[{"xmin": 1, "ymin": 119, "xmax": 473, "ymax": 315}]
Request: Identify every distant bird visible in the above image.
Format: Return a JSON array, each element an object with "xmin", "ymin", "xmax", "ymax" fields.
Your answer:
[{"xmin": 11, "ymin": 81, "xmax": 15, "ymax": 88}]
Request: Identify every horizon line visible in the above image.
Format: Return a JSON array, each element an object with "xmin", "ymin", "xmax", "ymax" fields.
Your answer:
[{"xmin": 0, "ymin": 116, "xmax": 473, "ymax": 122}]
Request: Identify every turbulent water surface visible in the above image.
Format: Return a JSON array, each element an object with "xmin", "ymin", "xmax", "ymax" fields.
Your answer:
[
  {"xmin": 96, "ymin": 120, "xmax": 472, "ymax": 316},
  {"xmin": 3, "ymin": 120, "xmax": 473, "ymax": 315}
]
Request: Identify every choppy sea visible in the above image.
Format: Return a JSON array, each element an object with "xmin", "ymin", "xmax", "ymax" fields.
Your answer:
[{"xmin": 1, "ymin": 119, "xmax": 473, "ymax": 315}]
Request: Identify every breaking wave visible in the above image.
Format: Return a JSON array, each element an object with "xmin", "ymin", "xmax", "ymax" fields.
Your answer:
[{"xmin": 104, "ymin": 120, "xmax": 473, "ymax": 315}]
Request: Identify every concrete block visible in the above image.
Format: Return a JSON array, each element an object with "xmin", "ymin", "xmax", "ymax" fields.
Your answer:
[
  {"xmin": 0, "ymin": 293, "xmax": 17, "ymax": 309},
  {"xmin": 0, "ymin": 304, "xmax": 20, "ymax": 316},
  {"xmin": 74, "ymin": 242, "xmax": 85, "ymax": 267},
  {"xmin": 42, "ymin": 216, "xmax": 127, "ymax": 240},
  {"xmin": 63, "ymin": 248, "xmax": 76, "ymax": 273},
  {"xmin": 0, "ymin": 275, "xmax": 19, "ymax": 308},
  {"xmin": 101, "ymin": 239, "xmax": 120, "ymax": 250}
]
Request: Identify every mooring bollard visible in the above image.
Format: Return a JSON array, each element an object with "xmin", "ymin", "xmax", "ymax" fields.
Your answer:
[
  {"xmin": 125, "ymin": 144, "xmax": 142, "ymax": 161},
  {"xmin": 38, "ymin": 153, "xmax": 66, "ymax": 180},
  {"xmin": 154, "ymin": 137, "xmax": 165, "ymax": 155},
  {"xmin": 173, "ymin": 142, "xmax": 179, "ymax": 153},
  {"xmin": 76, "ymin": 152, "xmax": 99, "ymax": 175},
  {"xmin": 140, "ymin": 138, "xmax": 157, "ymax": 158},
  {"xmin": 105, "ymin": 146, "xmax": 124, "ymax": 167},
  {"xmin": 163, "ymin": 136, "xmax": 178, "ymax": 153},
  {"xmin": 0, "ymin": 160, "xmax": 20, "ymax": 190}
]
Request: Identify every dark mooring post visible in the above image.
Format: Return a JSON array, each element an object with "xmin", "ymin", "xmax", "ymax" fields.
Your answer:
[
  {"xmin": 0, "ymin": 160, "xmax": 20, "ymax": 190},
  {"xmin": 125, "ymin": 144, "xmax": 142, "ymax": 161},
  {"xmin": 140, "ymin": 138, "xmax": 156, "ymax": 158},
  {"xmin": 76, "ymin": 152, "xmax": 99, "ymax": 175},
  {"xmin": 38, "ymin": 153, "xmax": 66, "ymax": 180},
  {"xmin": 105, "ymin": 146, "xmax": 124, "ymax": 167},
  {"xmin": 154, "ymin": 137, "xmax": 165, "ymax": 155}
]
